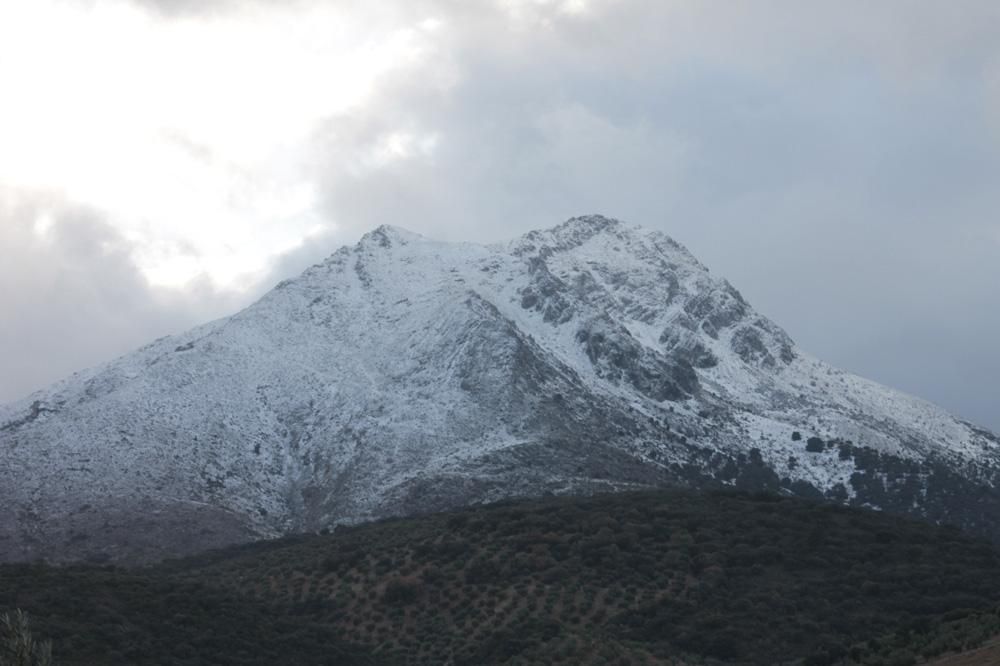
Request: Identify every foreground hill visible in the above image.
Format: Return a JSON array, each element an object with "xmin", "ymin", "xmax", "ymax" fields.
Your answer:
[
  {"xmin": 3, "ymin": 489, "xmax": 1000, "ymax": 665},
  {"xmin": 2, "ymin": 216, "xmax": 999, "ymax": 562}
]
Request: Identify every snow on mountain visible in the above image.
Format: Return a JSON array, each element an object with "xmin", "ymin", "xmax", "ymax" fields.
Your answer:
[{"xmin": 2, "ymin": 215, "xmax": 999, "ymax": 563}]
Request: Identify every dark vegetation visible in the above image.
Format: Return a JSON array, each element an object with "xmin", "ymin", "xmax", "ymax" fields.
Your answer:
[
  {"xmin": 0, "ymin": 567, "xmax": 375, "ymax": 665},
  {"xmin": 3, "ymin": 489, "xmax": 1000, "ymax": 665},
  {"xmin": 851, "ymin": 607, "xmax": 1000, "ymax": 665}
]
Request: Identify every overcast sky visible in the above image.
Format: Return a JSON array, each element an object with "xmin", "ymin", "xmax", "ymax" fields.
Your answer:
[{"xmin": 1, "ymin": 0, "xmax": 998, "ymax": 431}]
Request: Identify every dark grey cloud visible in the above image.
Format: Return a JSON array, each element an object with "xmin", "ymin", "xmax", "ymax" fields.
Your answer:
[
  {"xmin": 0, "ymin": 187, "xmax": 348, "ymax": 405},
  {"xmin": 2, "ymin": 1, "xmax": 998, "ymax": 433},
  {"xmin": 0, "ymin": 190, "xmax": 249, "ymax": 403}
]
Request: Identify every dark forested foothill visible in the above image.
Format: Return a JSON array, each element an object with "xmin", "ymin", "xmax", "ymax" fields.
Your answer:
[{"xmin": 3, "ymin": 489, "xmax": 1000, "ymax": 665}]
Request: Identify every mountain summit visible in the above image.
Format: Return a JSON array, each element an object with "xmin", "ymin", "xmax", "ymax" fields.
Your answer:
[{"xmin": 2, "ymin": 215, "xmax": 999, "ymax": 562}]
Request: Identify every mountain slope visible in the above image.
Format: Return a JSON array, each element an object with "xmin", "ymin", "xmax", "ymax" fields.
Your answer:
[{"xmin": 1, "ymin": 215, "xmax": 998, "ymax": 562}]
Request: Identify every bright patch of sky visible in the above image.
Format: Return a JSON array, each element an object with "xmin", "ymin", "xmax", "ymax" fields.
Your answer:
[{"xmin": 0, "ymin": 1, "xmax": 440, "ymax": 288}]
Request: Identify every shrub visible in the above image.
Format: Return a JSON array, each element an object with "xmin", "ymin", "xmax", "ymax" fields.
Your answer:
[
  {"xmin": 382, "ymin": 578, "xmax": 421, "ymax": 606},
  {"xmin": 0, "ymin": 610, "xmax": 52, "ymax": 666}
]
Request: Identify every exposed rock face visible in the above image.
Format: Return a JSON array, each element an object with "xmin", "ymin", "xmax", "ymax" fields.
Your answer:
[{"xmin": 2, "ymin": 215, "xmax": 999, "ymax": 563}]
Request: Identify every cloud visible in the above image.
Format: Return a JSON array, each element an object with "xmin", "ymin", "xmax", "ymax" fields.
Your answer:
[
  {"xmin": 124, "ymin": 0, "xmax": 310, "ymax": 19},
  {"xmin": 0, "ymin": 189, "xmax": 245, "ymax": 403},
  {"xmin": 0, "ymin": 185, "xmax": 350, "ymax": 404},
  {"xmin": 0, "ymin": 0, "xmax": 440, "ymax": 289}
]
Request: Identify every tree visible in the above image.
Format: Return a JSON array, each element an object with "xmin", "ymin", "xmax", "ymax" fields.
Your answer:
[{"xmin": 0, "ymin": 610, "xmax": 52, "ymax": 666}]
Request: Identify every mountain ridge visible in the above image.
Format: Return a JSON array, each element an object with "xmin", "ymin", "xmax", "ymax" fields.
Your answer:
[{"xmin": 1, "ymin": 215, "xmax": 998, "ymax": 563}]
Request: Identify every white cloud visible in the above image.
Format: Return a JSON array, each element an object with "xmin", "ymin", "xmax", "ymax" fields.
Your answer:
[
  {"xmin": 504, "ymin": 0, "xmax": 597, "ymax": 16},
  {"xmin": 357, "ymin": 131, "xmax": 441, "ymax": 172},
  {"xmin": 0, "ymin": 0, "xmax": 438, "ymax": 289}
]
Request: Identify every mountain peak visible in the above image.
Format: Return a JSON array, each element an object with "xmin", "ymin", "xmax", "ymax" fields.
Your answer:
[
  {"xmin": 544, "ymin": 213, "xmax": 625, "ymax": 241},
  {"xmin": 510, "ymin": 214, "xmax": 628, "ymax": 256},
  {"xmin": 562, "ymin": 213, "xmax": 622, "ymax": 231},
  {"xmin": 357, "ymin": 224, "xmax": 425, "ymax": 249}
]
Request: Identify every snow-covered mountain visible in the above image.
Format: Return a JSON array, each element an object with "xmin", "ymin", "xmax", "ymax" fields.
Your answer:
[{"xmin": 2, "ymin": 215, "xmax": 999, "ymax": 563}]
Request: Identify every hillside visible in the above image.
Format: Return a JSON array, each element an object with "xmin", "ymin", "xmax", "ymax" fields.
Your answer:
[
  {"xmin": 3, "ymin": 489, "xmax": 1000, "ymax": 665},
  {"xmin": 2, "ymin": 216, "xmax": 999, "ymax": 563}
]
